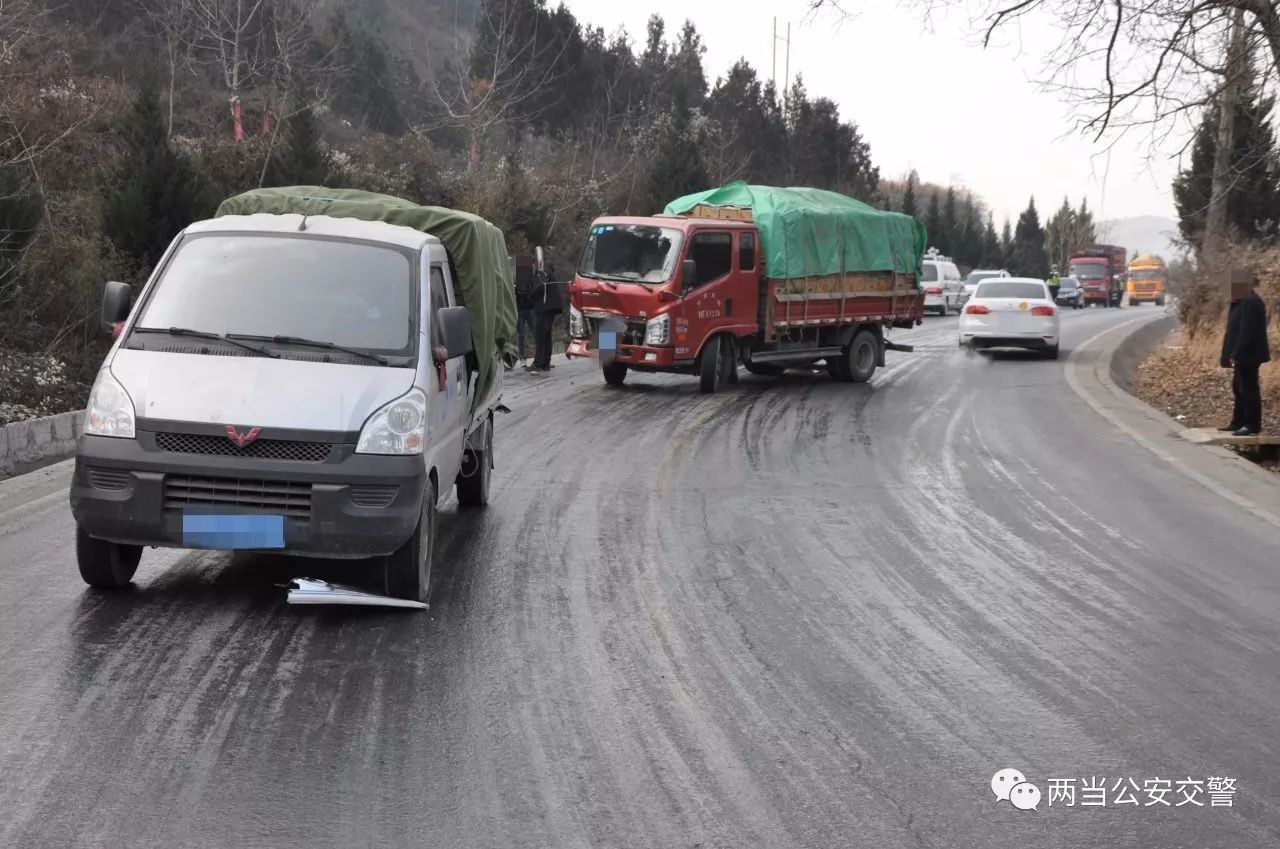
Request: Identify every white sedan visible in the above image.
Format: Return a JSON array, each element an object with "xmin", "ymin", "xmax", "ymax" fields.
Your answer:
[{"xmin": 958, "ymin": 277, "xmax": 1061, "ymax": 359}]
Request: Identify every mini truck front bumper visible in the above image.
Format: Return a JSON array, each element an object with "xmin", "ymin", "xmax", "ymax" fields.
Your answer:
[{"xmin": 70, "ymin": 430, "xmax": 427, "ymax": 559}]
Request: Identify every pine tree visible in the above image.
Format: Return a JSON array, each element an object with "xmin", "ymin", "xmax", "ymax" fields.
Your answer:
[
  {"xmin": 1075, "ymin": 197, "xmax": 1097, "ymax": 244},
  {"xmin": 644, "ymin": 108, "xmax": 708, "ymax": 213},
  {"xmin": 101, "ymin": 74, "xmax": 211, "ymax": 275},
  {"xmin": 265, "ymin": 106, "xmax": 329, "ymax": 187},
  {"xmin": 1173, "ymin": 79, "xmax": 1280, "ymax": 251},
  {"xmin": 1000, "ymin": 218, "xmax": 1014, "ymax": 268},
  {"xmin": 1010, "ymin": 197, "xmax": 1048, "ymax": 278},
  {"xmin": 901, "ymin": 171, "xmax": 918, "ymax": 218},
  {"xmin": 785, "ymin": 77, "xmax": 880, "ymax": 201},
  {"xmin": 1044, "ymin": 196, "xmax": 1075, "ymax": 271},
  {"xmin": 706, "ymin": 60, "xmax": 786, "ymax": 185},
  {"xmin": 956, "ymin": 196, "xmax": 977, "ymax": 268},
  {"xmin": 939, "ymin": 186, "xmax": 956, "ymax": 256},
  {"xmin": 668, "ymin": 20, "xmax": 707, "ymax": 110},
  {"xmin": 924, "ymin": 191, "xmax": 942, "ymax": 253},
  {"xmin": 983, "ymin": 214, "xmax": 1000, "ymax": 268}
]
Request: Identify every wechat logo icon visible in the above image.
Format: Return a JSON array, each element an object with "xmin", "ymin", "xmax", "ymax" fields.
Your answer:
[{"xmin": 991, "ymin": 768, "xmax": 1040, "ymax": 811}]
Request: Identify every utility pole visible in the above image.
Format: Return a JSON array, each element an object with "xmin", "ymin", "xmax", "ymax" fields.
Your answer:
[
  {"xmin": 1206, "ymin": 8, "xmax": 1247, "ymax": 254},
  {"xmin": 772, "ymin": 18, "xmax": 792, "ymax": 110}
]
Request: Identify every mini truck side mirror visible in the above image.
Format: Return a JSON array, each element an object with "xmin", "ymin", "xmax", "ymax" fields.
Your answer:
[
  {"xmin": 101, "ymin": 280, "xmax": 132, "ymax": 332},
  {"xmin": 437, "ymin": 306, "xmax": 474, "ymax": 359}
]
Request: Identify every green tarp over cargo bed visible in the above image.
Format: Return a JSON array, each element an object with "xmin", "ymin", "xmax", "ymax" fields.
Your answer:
[
  {"xmin": 664, "ymin": 182, "xmax": 926, "ymax": 282},
  {"xmin": 215, "ymin": 187, "xmax": 516, "ymax": 417}
]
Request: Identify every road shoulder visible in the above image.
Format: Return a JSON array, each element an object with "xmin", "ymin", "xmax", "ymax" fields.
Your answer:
[{"xmin": 1066, "ymin": 311, "xmax": 1280, "ymax": 529}]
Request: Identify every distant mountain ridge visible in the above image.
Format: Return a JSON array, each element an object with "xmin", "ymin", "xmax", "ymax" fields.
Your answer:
[{"xmin": 1096, "ymin": 215, "xmax": 1183, "ymax": 259}]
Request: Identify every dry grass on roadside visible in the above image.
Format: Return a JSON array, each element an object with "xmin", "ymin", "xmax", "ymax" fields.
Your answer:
[
  {"xmin": 1136, "ymin": 241, "xmax": 1280, "ymax": 436},
  {"xmin": 1133, "ymin": 331, "xmax": 1280, "ymax": 433}
]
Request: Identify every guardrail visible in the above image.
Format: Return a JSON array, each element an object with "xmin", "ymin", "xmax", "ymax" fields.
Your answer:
[{"xmin": 0, "ymin": 409, "xmax": 84, "ymax": 479}]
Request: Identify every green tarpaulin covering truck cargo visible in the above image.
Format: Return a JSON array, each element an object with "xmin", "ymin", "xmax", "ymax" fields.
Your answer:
[
  {"xmin": 664, "ymin": 181, "xmax": 927, "ymax": 282},
  {"xmin": 215, "ymin": 187, "xmax": 517, "ymax": 416}
]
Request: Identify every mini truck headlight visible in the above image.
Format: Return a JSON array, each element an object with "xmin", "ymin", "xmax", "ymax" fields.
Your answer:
[
  {"xmin": 645, "ymin": 313, "xmax": 670, "ymax": 346},
  {"xmin": 84, "ymin": 369, "xmax": 136, "ymax": 438},
  {"xmin": 569, "ymin": 305, "xmax": 585, "ymax": 338},
  {"xmin": 357, "ymin": 388, "xmax": 426, "ymax": 455}
]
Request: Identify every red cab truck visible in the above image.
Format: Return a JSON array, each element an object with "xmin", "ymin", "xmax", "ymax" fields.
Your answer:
[
  {"xmin": 1068, "ymin": 244, "xmax": 1127, "ymax": 307},
  {"xmin": 565, "ymin": 183, "xmax": 926, "ymax": 392}
]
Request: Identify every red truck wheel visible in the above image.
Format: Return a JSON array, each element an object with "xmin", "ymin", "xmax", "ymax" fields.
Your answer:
[
  {"xmin": 699, "ymin": 336, "xmax": 736, "ymax": 393},
  {"xmin": 603, "ymin": 362, "xmax": 628, "ymax": 386},
  {"xmin": 847, "ymin": 329, "xmax": 879, "ymax": 383}
]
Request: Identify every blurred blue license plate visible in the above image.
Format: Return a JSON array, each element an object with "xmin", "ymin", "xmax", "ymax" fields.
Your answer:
[
  {"xmin": 598, "ymin": 331, "xmax": 617, "ymax": 351},
  {"xmin": 182, "ymin": 513, "xmax": 285, "ymax": 549}
]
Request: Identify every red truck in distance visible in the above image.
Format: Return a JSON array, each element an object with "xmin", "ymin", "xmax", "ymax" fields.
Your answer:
[
  {"xmin": 1068, "ymin": 244, "xmax": 1127, "ymax": 307},
  {"xmin": 565, "ymin": 185, "xmax": 926, "ymax": 392}
]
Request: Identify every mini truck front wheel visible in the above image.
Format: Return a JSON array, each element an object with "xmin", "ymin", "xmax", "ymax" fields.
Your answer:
[
  {"xmin": 383, "ymin": 478, "xmax": 437, "ymax": 603},
  {"xmin": 76, "ymin": 526, "xmax": 142, "ymax": 589}
]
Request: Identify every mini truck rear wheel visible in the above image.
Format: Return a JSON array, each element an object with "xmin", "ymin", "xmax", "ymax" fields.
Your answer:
[
  {"xmin": 456, "ymin": 416, "xmax": 492, "ymax": 508},
  {"xmin": 76, "ymin": 526, "xmax": 142, "ymax": 589},
  {"xmin": 383, "ymin": 478, "xmax": 437, "ymax": 603}
]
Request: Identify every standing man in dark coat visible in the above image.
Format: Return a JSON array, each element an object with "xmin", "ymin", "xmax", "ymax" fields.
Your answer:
[
  {"xmin": 514, "ymin": 258, "xmax": 538, "ymax": 368},
  {"xmin": 1220, "ymin": 272, "xmax": 1270, "ymax": 436},
  {"xmin": 531, "ymin": 255, "xmax": 562, "ymax": 372}
]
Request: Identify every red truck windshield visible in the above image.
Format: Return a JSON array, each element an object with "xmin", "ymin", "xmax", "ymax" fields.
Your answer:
[
  {"xmin": 578, "ymin": 224, "xmax": 684, "ymax": 285},
  {"xmin": 1068, "ymin": 262, "xmax": 1106, "ymax": 280}
]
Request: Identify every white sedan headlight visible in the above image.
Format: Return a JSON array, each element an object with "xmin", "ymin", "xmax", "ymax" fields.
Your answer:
[
  {"xmin": 84, "ymin": 369, "xmax": 136, "ymax": 438},
  {"xmin": 569, "ymin": 305, "xmax": 585, "ymax": 338},
  {"xmin": 645, "ymin": 313, "xmax": 671, "ymax": 346},
  {"xmin": 357, "ymin": 388, "xmax": 426, "ymax": 455}
]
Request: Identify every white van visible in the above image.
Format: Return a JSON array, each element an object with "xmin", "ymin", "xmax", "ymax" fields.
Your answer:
[
  {"xmin": 69, "ymin": 211, "xmax": 505, "ymax": 603},
  {"xmin": 922, "ymin": 256, "xmax": 964, "ymax": 315}
]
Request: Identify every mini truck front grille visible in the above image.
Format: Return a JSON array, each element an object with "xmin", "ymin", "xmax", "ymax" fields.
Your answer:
[
  {"xmin": 164, "ymin": 475, "xmax": 312, "ymax": 519},
  {"xmin": 156, "ymin": 431, "xmax": 332, "ymax": 463}
]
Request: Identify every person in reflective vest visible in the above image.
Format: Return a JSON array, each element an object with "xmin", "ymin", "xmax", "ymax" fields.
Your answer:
[{"xmin": 1047, "ymin": 267, "xmax": 1061, "ymax": 302}]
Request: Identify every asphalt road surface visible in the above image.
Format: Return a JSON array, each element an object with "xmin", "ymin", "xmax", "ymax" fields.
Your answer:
[{"xmin": 3, "ymin": 306, "xmax": 1279, "ymax": 848}]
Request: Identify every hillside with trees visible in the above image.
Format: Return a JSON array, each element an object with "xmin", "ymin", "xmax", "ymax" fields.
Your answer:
[{"xmin": 0, "ymin": 0, "xmax": 1023, "ymax": 424}]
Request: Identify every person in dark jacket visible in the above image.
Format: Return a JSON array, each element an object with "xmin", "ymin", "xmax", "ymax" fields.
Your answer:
[
  {"xmin": 531, "ymin": 259, "xmax": 562, "ymax": 372},
  {"xmin": 514, "ymin": 259, "xmax": 538, "ymax": 367},
  {"xmin": 1220, "ymin": 273, "xmax": 1270, "ymax": 436}
]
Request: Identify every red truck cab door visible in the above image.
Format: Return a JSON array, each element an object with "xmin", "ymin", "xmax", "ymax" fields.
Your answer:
[{"xmin": 671, "ymin": 229, "xmax": 761, "ymax": 363}]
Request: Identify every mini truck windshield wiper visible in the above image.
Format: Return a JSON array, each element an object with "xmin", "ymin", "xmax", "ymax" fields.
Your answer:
[
  {"xmin": 132, "ymin": 326, "xmax": 280, "ymax": 358},
  {"xmin": 230, "ymin": 334, "xmax": 390, "ymax": 365}
]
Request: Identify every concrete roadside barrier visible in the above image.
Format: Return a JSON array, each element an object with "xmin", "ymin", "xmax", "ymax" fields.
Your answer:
[{"xmin": 0, "ymin": 410, "xmax": 84, "ymax": 479}]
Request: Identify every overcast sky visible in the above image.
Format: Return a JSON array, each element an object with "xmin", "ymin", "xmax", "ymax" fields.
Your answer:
[{"xmin": 560, "ymin": 0, "xmax": 1186, "ymax": 225}]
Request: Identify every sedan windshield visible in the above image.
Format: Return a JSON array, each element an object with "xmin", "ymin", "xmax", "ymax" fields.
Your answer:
[
  {"xmin": 975, "ymin": 281, "xmax": 1047, "ymax": 299},
  {"xmin": 1068, "ymin": 262, "xmax": 1105, "ymax": 280},
  {"xmin": 133, "ymin": 234, "xmax": 415, "ymax": 355},
  {"xmin": 578, "ymin": 224, "xmax": 684, "ymax": 284},
  {"xmin": 1059, "ymin": 276, "xmax": 1080, "ymax": 290}
]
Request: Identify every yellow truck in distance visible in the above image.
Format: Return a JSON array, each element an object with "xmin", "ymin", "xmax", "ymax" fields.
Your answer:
[{"xmin": 1127, "ymin": 254, "xmax": 1167, "ymax": 306}]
